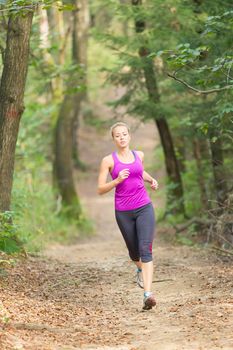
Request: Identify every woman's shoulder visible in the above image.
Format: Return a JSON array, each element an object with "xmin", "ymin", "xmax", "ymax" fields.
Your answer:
[
  {"xmin": 134, "ymin": 150, "xmax": 144, "ymax": 161},
  {"xmin": 101, "ymin": 153, "xmax": 114, "ymax": 166}
]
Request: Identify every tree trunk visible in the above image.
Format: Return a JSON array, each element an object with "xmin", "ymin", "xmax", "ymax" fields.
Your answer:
[
  {"xmin": 38, "ymin": 7, "xmax": 50, "ymax": 50},
  {"xmin": 46, "ymin": 7, "xmax": 65, "ymax": 100},
  {"xmin": 0, "ymin": 16, "xmax": 7, "ymax": 64},
  {"xmin": 72, "ymin": 0, "xmax": 89, "ymax": 169},
  {"xmin": 192, "ymin": 138, "xmax": 209, "ymax": 211},
  {"xmin": 53, "ymin": 94, "xmax": 82, "ymax": 217},
  {"xmin": 52, "ymin": 2, "xmax": 84, "ymax": 217},
  {"xmin": 132, "ymin": 0, "xmax": 185, "ymax": 215},
  {"xmin": 175, "ymin": 135, "xmax": 186, "ymax": 173},
  {"xmin": 0, "ymin": 11, "xmax": 34, "ymax": 212},
  {"xmin": 155, "ymin": 116, "xmax": 185, "ymax": 215},
  {"xmin": 209, "ymin": 136, "xmax": 227, "ymax": 207},
  {"xmin": 46, "ymin": 7, "xmax": 65, "ymax": 65}
]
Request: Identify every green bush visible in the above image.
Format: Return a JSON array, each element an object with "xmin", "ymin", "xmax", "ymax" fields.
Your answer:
[
  {"xmin": 9, "ymin": 172, "xmax": 93, "ymax": 254},
  {"xmin": 0, "ymin": 211, "xmax": 23, "ymax": 254}
]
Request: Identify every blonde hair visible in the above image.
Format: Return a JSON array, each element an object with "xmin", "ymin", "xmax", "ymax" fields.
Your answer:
[{"xmin": 110, "ymin": 122, "xmax": 130, "ymax": 138}]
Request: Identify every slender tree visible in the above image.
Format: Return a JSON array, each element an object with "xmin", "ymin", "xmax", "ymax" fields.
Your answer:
[
  {"xmin": 53, "ymin": 93, "xmax": 82, "ymax": 218},
  {"xmin": 209, "ymin": 136, "xmax": 227, "ymax": 207},
  {"xmin": 164, "ymin": 2, "xmax": 232, "ymax": 210},
  {"xmin": 132, "ymin": 0, "xmax": 185, "ymax": 215},
  {"xmin": 0, "ymin": 8, "xmax": 34, "ymax": 212},
  {"xmin": 53, "ymin": 2, "xmax": 84, "ymax": 218},
  {"xmin": 46, "ymin": 5, "xmax": 65, "ymax": 99},
  {"xmin": 72, "ymin": 0, "xmax": 90, "ymax": 168},
  {"xmin": 192, "ymin": 138, "xmax": 209, "ymax": 211}
]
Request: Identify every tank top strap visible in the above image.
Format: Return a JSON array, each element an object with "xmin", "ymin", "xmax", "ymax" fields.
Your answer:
[
  {"xmin": 112, "ymin": 151, "xmax": 118, "ymax": 164},
  {"xmin": 112, "ymin": 150, "xmax": 139, "ymax": 163},
  {"xmin": 132, "ymin": 150, "xmax": 139, "ymax": 161}
]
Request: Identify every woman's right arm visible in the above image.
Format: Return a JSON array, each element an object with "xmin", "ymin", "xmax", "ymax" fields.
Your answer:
[
  {"xmin": 97, "ymin": 156, "xmax": 130, "ymax": 195},
  {"xmin": 97, "ymin": 157, "xmax": 119, "ymax": 195}
]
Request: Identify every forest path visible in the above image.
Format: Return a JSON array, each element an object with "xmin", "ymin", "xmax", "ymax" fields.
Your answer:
[{"xmin": 1, "ymin": 117, "xmax": 233, "ymax": 350}]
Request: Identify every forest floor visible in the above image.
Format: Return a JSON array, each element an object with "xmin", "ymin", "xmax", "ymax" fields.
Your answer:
[{"xmin": 0, "ymin": 108, "xmax": 233, "ymax": 349}]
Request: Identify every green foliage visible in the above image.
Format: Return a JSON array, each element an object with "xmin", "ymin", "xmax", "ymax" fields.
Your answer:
[
  {"xmin": 176, "ymin": 233, "xmax": 195, "ymax": 247},
  {"xmin": 13, "ymin": 90, "xmax": 93, "ymax": 252},
  {"xmin": 2, "ymin": 0, "xmax": 232, "ymax": 252},
  {"xmin": 88, "ymin": 37, "xmax": 118, "ymax": 100},
  {"xmin": 0, "ymin": 0, "xmax": 75, "ymax": 16},
  {"xmin": 156, "ymin": 7, "xmax": 233, "ymax": 142},
  {"xmin": 181, "ymin": 160, "xmax": 203, "ymax": 216},
  {"xmin": 9, "ymin": 19, "xmax": 94, "ymax": 253},
  {"xmin": 11, "ymin": 173, "xmax": 93, "ymax": 253},
  {"xmin": 82, "ymin": 104, "xmax": 108, "ymax": 131},
  {"xmin": 165, "ymin": 43, "xmax": 210, "ymax": 69},
  {"xmin": 0, "ymin": 211, "xmax": 23, "ymax": 253}
]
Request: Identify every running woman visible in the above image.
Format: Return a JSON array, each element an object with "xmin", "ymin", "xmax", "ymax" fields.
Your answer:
[{"xmin": 97, "ymin": 122, "xmax": 158, "ymax": 310}]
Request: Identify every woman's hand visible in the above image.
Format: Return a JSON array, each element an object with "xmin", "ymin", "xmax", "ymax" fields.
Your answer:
[
  {"xmin": 117, "ymin": 168, "xmax": 130, "ymax": 184},
  {"xmin": 150, "ymin": 178, "xmax": 159, "ymax": 190}
]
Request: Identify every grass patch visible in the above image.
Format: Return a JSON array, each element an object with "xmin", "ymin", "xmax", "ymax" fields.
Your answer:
[{"xmin": 9, "ymin": 171, "xmax": 94, "ymax": 254}]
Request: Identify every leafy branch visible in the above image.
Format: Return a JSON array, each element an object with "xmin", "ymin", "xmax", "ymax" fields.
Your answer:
[{"xmin": 167, "ymin": 72, "xmax": 233, "ymax": 95}]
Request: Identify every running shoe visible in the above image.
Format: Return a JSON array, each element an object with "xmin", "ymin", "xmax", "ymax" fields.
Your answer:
[
  {"xmin": 142, "ymin": 293, "xmax": 156, "ymax": 310},
  {"xmin": 136, "ymin": 268, "xmax": 144, "ymax": 289}
]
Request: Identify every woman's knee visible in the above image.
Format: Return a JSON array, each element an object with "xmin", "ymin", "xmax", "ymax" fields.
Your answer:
[
  {"xmin": 139, "ymin": 240, "xmax": 153, "ymax": 263},
  {"xmin": 141, "ymin": 255, "xmax": 153, "ymax": 263},
  {"xmin": 129, "ymin": 250, "xmax": 140, "ymax": 261}
]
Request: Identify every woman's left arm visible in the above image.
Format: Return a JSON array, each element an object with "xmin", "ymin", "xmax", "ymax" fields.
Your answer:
[
  {"xmin": 143, "ymin": 170, "xmax": 159, "ymax": 190},
  {"xmin": 137, "ymin": 151, "xmax": 159, "ymax": 190}
]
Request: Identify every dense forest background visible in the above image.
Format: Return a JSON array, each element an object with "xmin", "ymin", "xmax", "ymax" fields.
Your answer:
[{"xmin": 0, "ymin": 0, "xmax": 232, "ymax": 254}]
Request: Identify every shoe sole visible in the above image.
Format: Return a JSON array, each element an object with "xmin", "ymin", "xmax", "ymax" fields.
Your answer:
[{"xmin": 142, "ymin": 296, "xmax": 156, "ymax": 310}]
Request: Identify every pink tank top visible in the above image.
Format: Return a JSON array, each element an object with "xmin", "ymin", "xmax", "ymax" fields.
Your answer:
[{"xmin": 110, "ymin": 150, "xmax": 151, "ymax": 211}]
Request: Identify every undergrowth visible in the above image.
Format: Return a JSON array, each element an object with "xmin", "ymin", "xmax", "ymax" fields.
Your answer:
[{"xmin": 0, "ymin": 172, "xmax": 93, "ymax": 255}]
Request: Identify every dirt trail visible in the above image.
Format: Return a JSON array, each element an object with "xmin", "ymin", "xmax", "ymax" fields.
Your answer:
[{"xmin": 1, "ymin": 119, "xmax": 233, "ymax": 350}]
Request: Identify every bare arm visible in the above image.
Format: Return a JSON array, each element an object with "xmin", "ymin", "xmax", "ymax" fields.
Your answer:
[
  {"xmin": 137, "ymin": 151, "xmax": 159, "ymax": 190},
  {"xmin": 143, "ymin": 170, "xmax": 154, "ymax": 184},
  {"xmin": 97, "ymin": 156, "xmax": 130, "ymax": 195}
]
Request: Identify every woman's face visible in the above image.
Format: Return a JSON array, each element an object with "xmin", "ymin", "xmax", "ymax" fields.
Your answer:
[{"xmin": 112, "ymin": 126, "xmax": 131, "ymax": 148}]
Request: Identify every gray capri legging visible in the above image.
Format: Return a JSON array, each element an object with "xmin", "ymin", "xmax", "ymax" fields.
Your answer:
[{"xmin": 115, "ymin": 203, "xmax": 156, "ymax": 263}]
